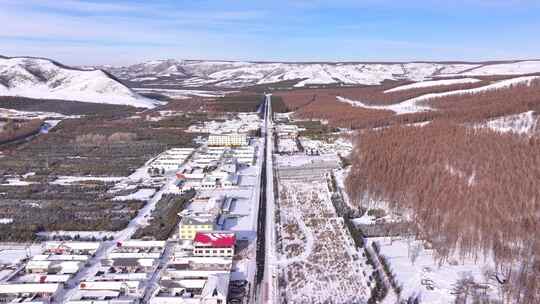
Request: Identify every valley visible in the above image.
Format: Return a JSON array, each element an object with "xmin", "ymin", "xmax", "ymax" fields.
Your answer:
[{"xmin": 1, "ymin": 56, "xmax": 540, "ymax": 304}]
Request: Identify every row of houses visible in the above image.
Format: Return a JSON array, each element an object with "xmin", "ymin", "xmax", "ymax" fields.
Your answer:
[
  {"xmin": 67, "ymin": 240, "xmax": 167, "ymax": 304},
  {"xmin": 0, "ymin": 241, "xmax": 101, "ymax": 303},
  {"xmin": 150, "ymin": 232, "xmax": 236, "ymax": 304},
  {"xmin": 176, "ymin": 156, "xmax": 243, "ymax": 194},
  {"xmin": 149, "ymin": 148, "xmax": 196, "ymax": 173},
  {"xmin": 153, "ymin": 142, "xmax": 246, "ymax": 302}
]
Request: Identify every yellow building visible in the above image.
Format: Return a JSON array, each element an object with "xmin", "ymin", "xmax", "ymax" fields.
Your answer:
[{"xmin": 178, "ymin": 215, "xmax": 216, "ymax": 240}]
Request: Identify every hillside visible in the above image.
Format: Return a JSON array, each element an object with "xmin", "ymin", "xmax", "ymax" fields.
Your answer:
[
  {"xmin": 0, "ymin": 56, "xmax": 161, "ymax": 108},
  {"xmin": 103, "ymin": 59, "xmax": 540, "ymax": 89}
]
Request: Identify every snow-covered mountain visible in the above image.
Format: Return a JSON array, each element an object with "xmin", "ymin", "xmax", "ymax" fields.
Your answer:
[
  {"xmin": 103, "ymin": 59, "xmax": 540, "ymax": 89},
  {"xmin": 0, "ymin": 56, "xmax": 161, "ymax": 108}
]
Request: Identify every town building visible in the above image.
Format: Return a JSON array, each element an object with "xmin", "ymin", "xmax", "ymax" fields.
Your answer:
[
  {"xmin": 208, "ymin": 134, "xmax": 247, "ymax": 147},
  {"xmin": 200, "ymin": 274, "xmax": 229, "ymax": 304},
  {"xmin": 0, "ymin": 283, "xmax": 61, "ymax": 303},
  {"xmin": 193, "ymin": 232, "xmax": 235, "ymax": 258},
  {"xmin": 179, "ymin": 215, "xmax": 216, "ymax": 240},
  {"xmin": 43, "ymin": 241, "xmax": 101, "ymax": 256},
  {"xmin": 149, "ymin": 148, "xmax": 195, "ymax": 172}
]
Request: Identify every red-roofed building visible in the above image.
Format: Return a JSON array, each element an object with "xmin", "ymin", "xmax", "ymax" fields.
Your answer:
[{"xmin": 193, "ymin": 232, "xmax": 236, "ymax": 257}]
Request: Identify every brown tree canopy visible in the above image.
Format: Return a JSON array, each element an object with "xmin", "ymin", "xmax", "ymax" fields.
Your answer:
[{"xmin": 346, "ymin": 122, "xmax": 540, "ymax": 302}]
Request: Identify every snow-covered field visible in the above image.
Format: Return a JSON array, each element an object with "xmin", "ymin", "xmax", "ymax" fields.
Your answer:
[
  {"xmin": 277, "ymin": 138, "xmax": 298, "ymax": 154},
  {"xmin": 299, "ymin": 136, "xmax": 353, "ymax": 156},
  {"xmin": 275, "ymin": 178, "xmax": 370, "ymax": 303},
  {"xmin": 368, "ymin": 237, "xmax": 498, "ymax": 303}
]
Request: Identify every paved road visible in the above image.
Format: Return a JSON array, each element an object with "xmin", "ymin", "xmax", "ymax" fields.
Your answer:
[
  {"xmin": 261, "ymin": 94, "xmax": 278, "ymax": 304},
  {"xmin": 142, "ymin": 240, "xmax": 176, "ymax": 302},
  {"xmin": 252, "ymin": 94, "xmax": 278, "ymax": 304},
  {"xmin": 251, "ymin": 95, "xmax": 269, "ymax": 304}
]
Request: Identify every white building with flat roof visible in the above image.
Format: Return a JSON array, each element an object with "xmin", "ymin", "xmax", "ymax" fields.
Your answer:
[
  {"xmin": 208, "ymin": 134, "xmax": 247, "ymax": 147},
  {"xmin": 0, "ymin": 283, "xmax": 61, "ymax": 303}
]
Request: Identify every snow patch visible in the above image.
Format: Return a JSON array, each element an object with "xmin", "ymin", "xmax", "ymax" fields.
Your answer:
[
  {"xmin": 337, "ymin": 96, "xmax": 432, "ymax": 115},
  {"xmin": 478, "ymin": 111, "xmax": 538, "ymax": 135},
  {"xmin": 113, "ymin": 188, "xmax": 156, "ymax": 201},
  {"xmin": 384, "ymin": 78, "xmax": 481, "ymax": 93},
  {"xmin": 51, "ymin": 176, "xmax": 125, "ymax": 185}
]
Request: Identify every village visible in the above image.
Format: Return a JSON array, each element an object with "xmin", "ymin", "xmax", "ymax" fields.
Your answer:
[{"xmin": 0, "ymin": 111, "xmax": 264, "ymax": 304}]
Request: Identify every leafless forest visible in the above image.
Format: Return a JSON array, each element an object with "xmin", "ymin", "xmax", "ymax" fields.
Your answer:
[
  {"xmin": 276, "ymin": 78, "xmax": 540, "ymax": 130},
  {"xmin": 345, "ymin": 122, "xmax": 540, "ymax": 302}
]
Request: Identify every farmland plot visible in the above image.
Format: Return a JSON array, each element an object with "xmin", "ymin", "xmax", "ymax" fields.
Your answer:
[{"xmin": 275, "ymin": 178, "xmax": 370, "ymax": 304}]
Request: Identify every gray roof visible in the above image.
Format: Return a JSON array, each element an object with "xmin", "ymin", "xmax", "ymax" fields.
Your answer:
[{"xmin": 181, "ymin": 215, "xmax": 215, "ymax": 226}]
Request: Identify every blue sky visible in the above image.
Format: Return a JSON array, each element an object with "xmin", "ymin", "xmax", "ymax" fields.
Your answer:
[{"xmin": 1, "ymin": 0, "xmax": 540, "ymax": 65}]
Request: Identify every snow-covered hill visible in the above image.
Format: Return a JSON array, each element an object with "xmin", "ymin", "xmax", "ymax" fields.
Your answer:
[
  {"xmin": 0, "ymin": 57, "xmax": 161, "ymax": 108},
  {"xmin": 103, "ymin": 59, "xmax": 540, "ymax": 89},
  {"xmin": 105, "ymin": 60, "xmax": 480, "ymax": 88},
  {"xmin": 458, "ymin": 60, "xmax": 540, "ymax": 76},
  {"xmin": 337, "ymin": 76, "xmax": 540, "ymax": 115}
]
